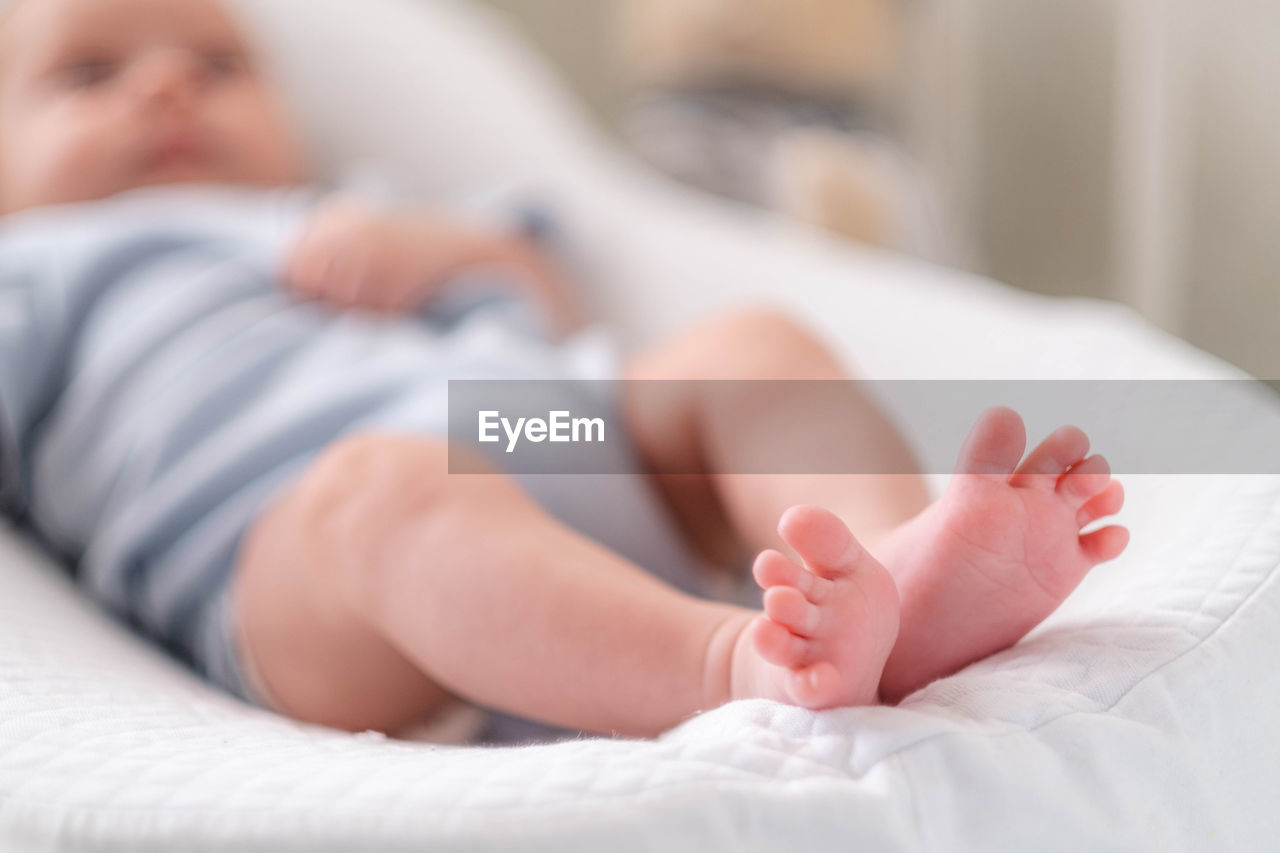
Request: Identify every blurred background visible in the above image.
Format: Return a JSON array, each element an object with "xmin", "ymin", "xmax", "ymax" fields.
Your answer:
[{"xmin": 467, "ymin": 0, "xmax": 1279, "ymax": 377}]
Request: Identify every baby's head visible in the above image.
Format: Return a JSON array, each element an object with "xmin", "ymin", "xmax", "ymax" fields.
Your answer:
[{"xmin": 0, "ymin": 0, "xmax": 306, "ymax": 216}]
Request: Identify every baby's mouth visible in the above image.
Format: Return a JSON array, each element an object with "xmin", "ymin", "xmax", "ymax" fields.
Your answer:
[
  {"xmin": 154, "ymin": 136, "xmax": 198, "ymax": 161},
  {"xmin": 142, "ymin": 129, "xmax": 210, "ymax": 172}
]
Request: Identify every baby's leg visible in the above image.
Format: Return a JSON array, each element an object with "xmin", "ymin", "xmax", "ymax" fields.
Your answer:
[
  {"xmin": 232, "ymin": 433, "xmax": 900, "ymax": 737},
  {"xmin": 622, "ymin": 306, "xmax": 930, "ymax": 563}
]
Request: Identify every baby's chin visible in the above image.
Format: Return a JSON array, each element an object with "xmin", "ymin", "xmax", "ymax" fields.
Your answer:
[
  {"xmin": 114, "ymin": 159, "xmax": 301, "ymax": 198},
  {"xmin": 3, "ymin": 153, "xmax": 308, "ymax": 216},
  {"xmin": 133, "ymin": 152, "xmax": 229, "ymax": 187}
]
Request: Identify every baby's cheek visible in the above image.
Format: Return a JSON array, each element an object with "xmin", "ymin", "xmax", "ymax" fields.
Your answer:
[
  {"xmin": 10, "ymin": 118, "xmax": 132, "ymax": 209},
  {"xmin": 215, "ymin": 94, "xmax": 307, "ymax": 186}
]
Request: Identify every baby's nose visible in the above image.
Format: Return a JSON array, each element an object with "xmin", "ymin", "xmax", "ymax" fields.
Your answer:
[{"xmin": 130, "ymin": 48, "xmax": 203, "ymax": 108}]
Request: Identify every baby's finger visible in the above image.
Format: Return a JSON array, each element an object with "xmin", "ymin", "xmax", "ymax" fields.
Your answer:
[
  {"xmin": 359, "ymin": 258, "xmax": 420, "ymax": 314},
  {"xmin": 314, "ymin": 242, "xmax": 363, "ymax": 306},
  {"xmin": 370, "ymin": 275, "xmax": 416, "ymax": 314},
  {"xmin": 390, "ymin": 265, "xmax": 434, "ymax": 312},
  {"xmin": 288, "ymin": 237, "xmax": 337, "ymax": 299},
  {"xmin": 336, "ymin": 248, "xmax": 374, "ymax": 307},
  {"xmin": 282, "ymin": 239, "xmax": 318, "ymax": 294},
  {"xmin": 309, "ymin": 247, "xmax": 341, "ymax": 300}
]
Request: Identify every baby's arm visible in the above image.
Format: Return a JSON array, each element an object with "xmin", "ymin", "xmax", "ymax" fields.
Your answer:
[{"xmin": 281, "ymin": 197, "xmax": 582, "ymax": 335}]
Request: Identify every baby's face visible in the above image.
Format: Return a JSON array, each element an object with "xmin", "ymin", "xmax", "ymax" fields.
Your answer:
[{"xmin": 0, "ymin": 0, "xmax": 306, "ymax": 215}]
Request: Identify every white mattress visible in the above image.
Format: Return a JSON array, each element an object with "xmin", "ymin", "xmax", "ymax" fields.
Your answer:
[{"xmin": 2, "ymin": 0, "xmax": 1278, "ymax": 849}]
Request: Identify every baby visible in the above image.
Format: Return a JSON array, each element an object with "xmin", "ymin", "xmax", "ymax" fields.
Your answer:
[{"xmin": 0, "ymin": 0, "xmax": 1128, "ymax": 741}]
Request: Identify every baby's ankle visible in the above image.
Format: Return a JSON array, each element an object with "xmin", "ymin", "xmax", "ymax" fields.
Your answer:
[{"xmin": 699, "ymin": 608, "xmax": 758, "ymax": 709}]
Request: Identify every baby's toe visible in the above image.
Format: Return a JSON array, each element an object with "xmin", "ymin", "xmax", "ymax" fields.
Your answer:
[
  {"xmin": 763, "ymin": 586, "xmax": 820, "ymax": 637},
  {"xmin": 753, "ymin": 549, "xmax": 816, "ymax": 597},
  {"xmin": 1010, "ymin": 425, "xmax": 1090, "ymax": 489},
  {"xmin": 777, "ymin": 505, "xmax": 861, "ymax": 580},
  {"xmin": 1080, "ymin": 524, "xmax": 1129, "ymax": 563},
  {"xmin": 953, "ymin": 407, "xmax": 1028, "ymax": 478},
  {"xmin": 786, "ymin": 662, "xmax": 843, "ymax": 709},
  {"xmin": 1077, "ymin": 480, "xmax": 1124, "ymax": 527},
  {"xmin": 751, "ymin": 616, "xmax": 810, "ymax": 667},
  {"xmin": 1058, "ymin": 455, "xmax": 1111, "ymax": 508}
]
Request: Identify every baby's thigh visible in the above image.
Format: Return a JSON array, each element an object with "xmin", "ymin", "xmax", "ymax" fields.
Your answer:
[{"xmin": 230, "ymin": 433, "xmax": 492, "ymax": 733}]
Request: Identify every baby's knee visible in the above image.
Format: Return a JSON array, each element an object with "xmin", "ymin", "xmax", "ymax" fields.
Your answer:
[
  {"xmin": 292, "ymin": 433, "xmax": 446, "ymax": 529},
  {"xmin": 713, "ymin": 304, "xmax": 808, "ymax": 340},
  {"xmin": 303, "ymin": 433, "xmax": 510, "ymax": 509},
  {"xmin": 282, "ymin": 433, "xmax": 526, "ymax": 593},
  {"xmin": 634, "ymin": 303, "xmax": 834, "ymax": 382},
  {"xmin": 710, "ymin": 304, "xmax": 841, "ymax": 377}
]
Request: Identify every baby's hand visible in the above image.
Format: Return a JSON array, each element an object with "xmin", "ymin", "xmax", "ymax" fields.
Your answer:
[{"xmin": 283, "ymin": 198, "xmax": 581, "ymax": 333}]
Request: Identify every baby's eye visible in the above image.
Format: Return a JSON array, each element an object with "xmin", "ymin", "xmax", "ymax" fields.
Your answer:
[
  {"xmin": 60, "ymin": 59, "xmax": 119, "ymax": 89},
  {"xmin": 201, "ymin": 49, "xmax": 248, "ymax": 79}
]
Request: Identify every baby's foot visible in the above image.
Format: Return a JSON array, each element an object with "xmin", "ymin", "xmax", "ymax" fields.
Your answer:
[
  {"xmin": 876, "ymin": 407, "xmax": 1129, "ymax": 702},
  {"xmin": 728, "ymin": 506, "xmax": 900, "ymax": 709}
]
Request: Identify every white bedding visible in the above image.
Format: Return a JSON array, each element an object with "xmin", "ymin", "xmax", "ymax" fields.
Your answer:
[{"xmin": 1, "ymin": 0, "xmax": 1278, "ymax": 850}]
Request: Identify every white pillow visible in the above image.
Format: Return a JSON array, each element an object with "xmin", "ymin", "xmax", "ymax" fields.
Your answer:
[{"xmin": 227, "ymin": 0, "xmax": 611, "ymax": 200}]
